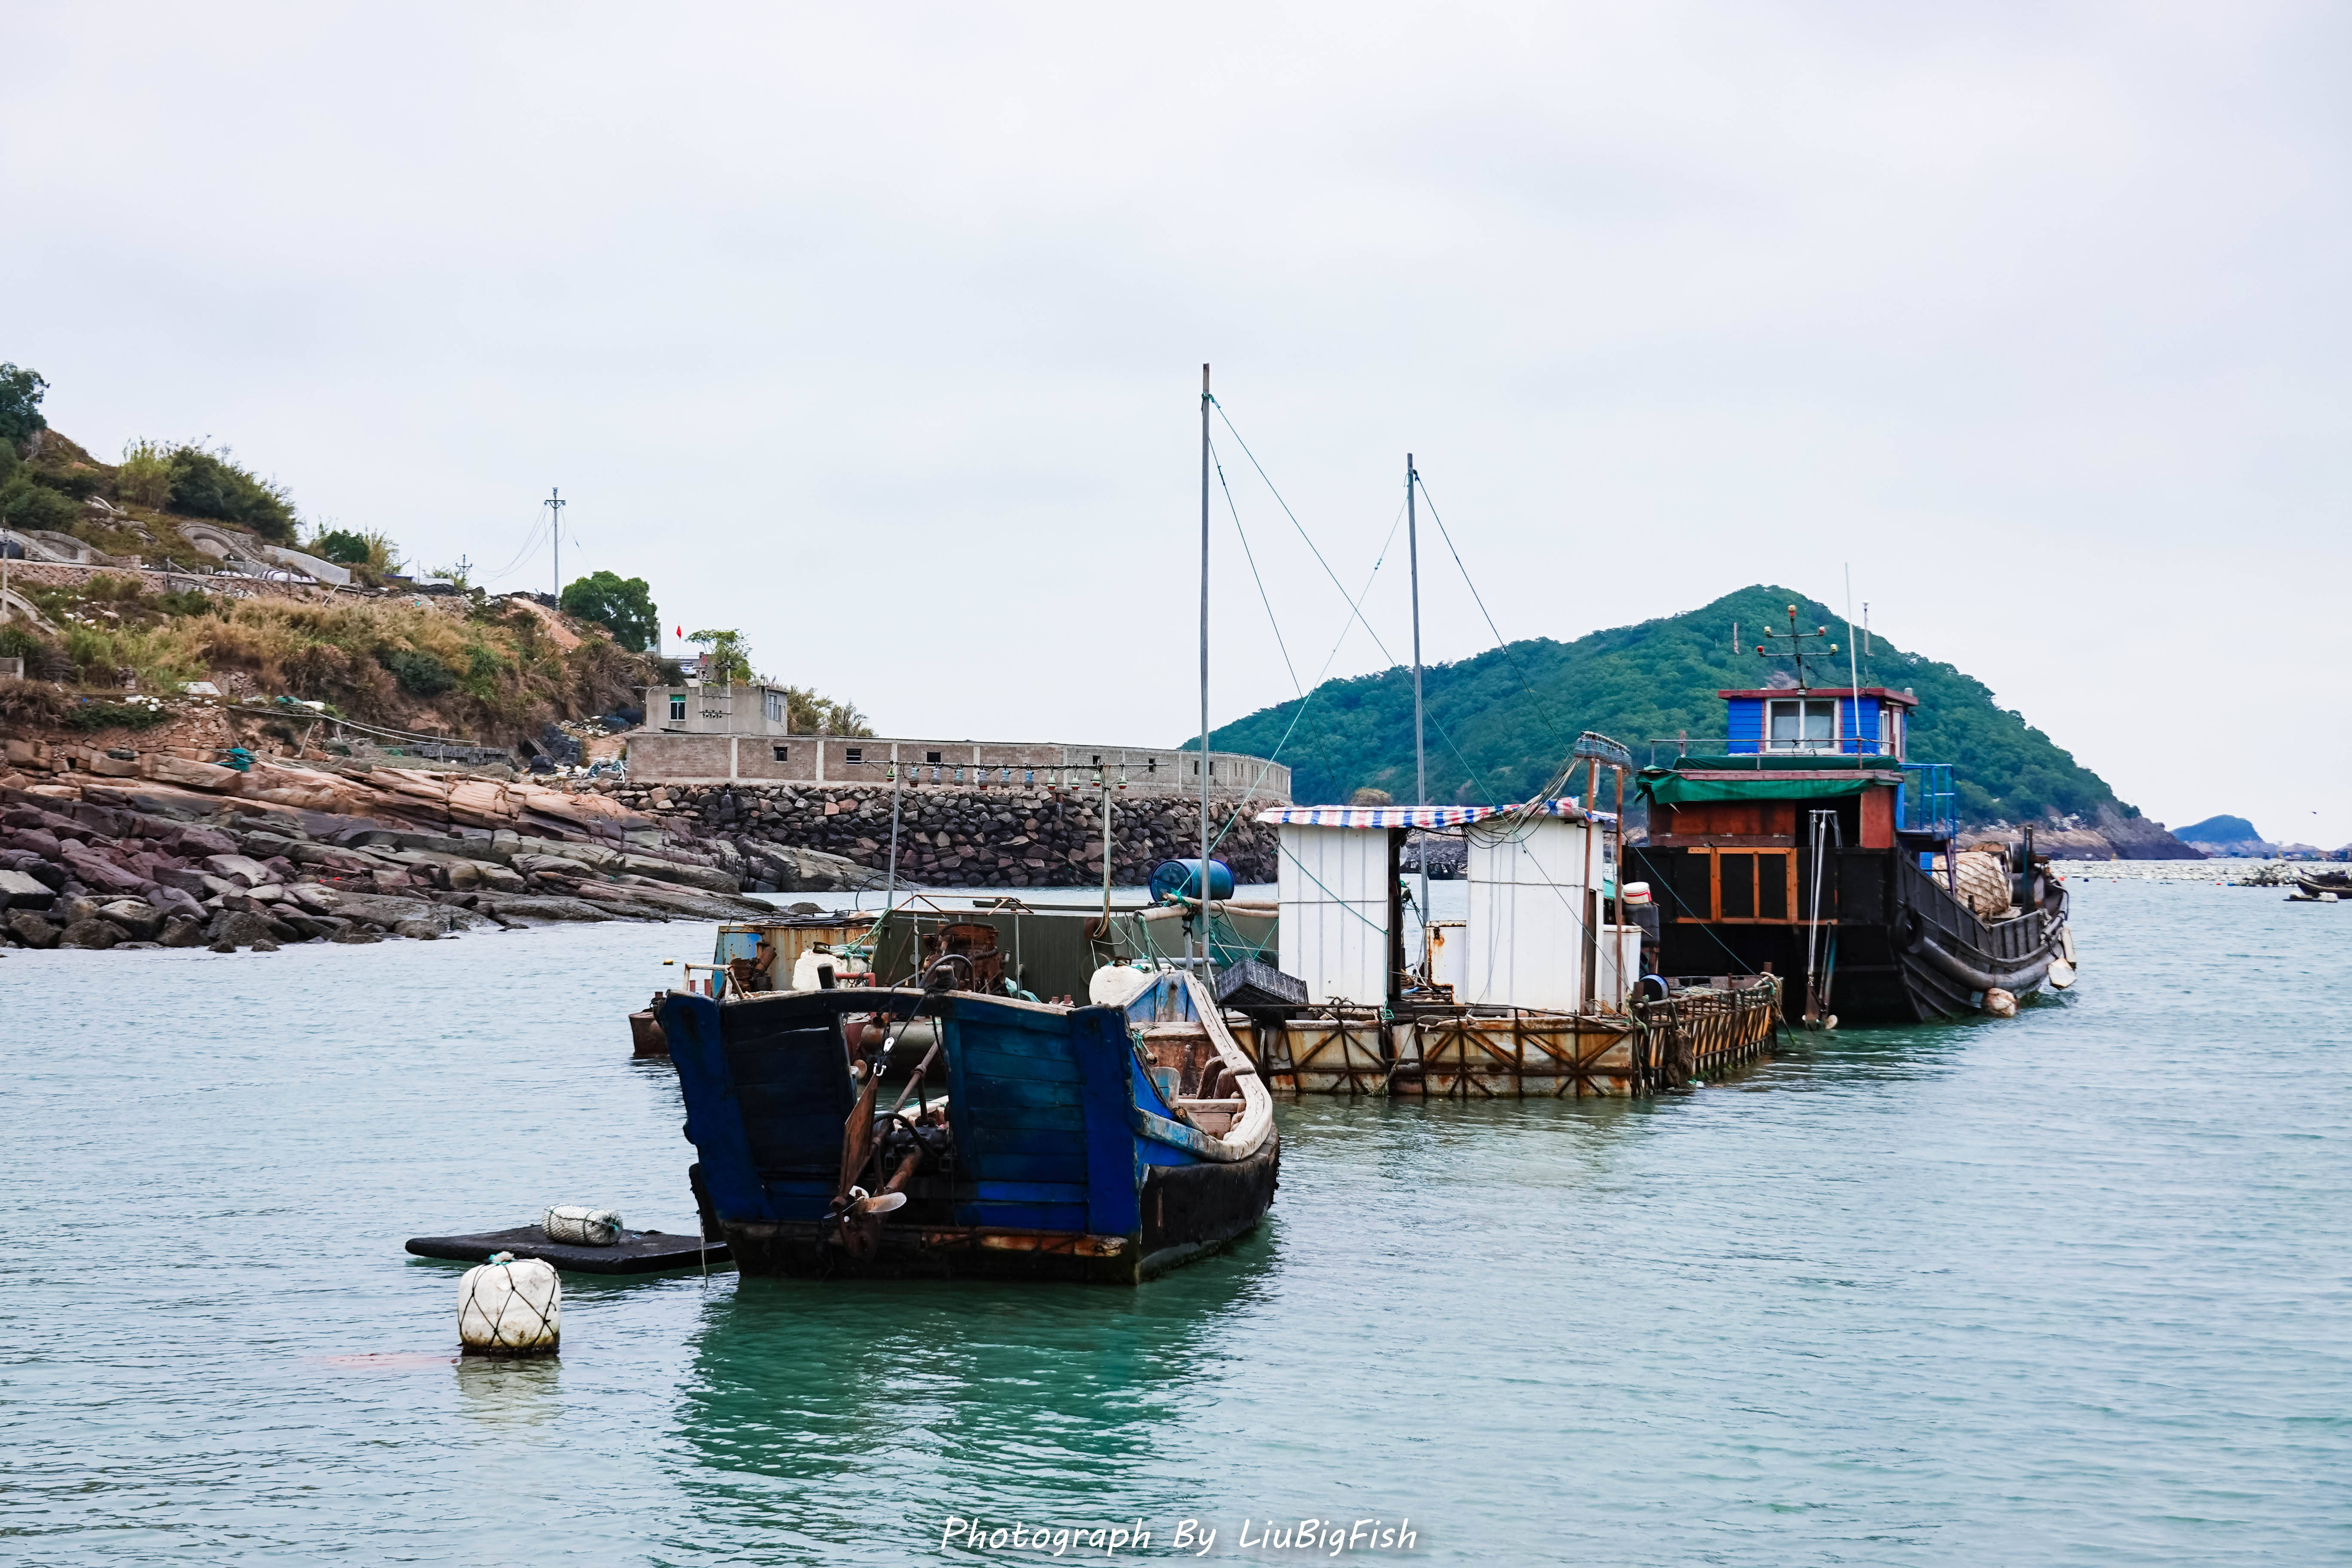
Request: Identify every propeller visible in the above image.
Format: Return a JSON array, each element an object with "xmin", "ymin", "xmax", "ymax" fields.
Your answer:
[{"xmin": 848, "ymin": 1187, "xmax": 906, "ymax": 1216}]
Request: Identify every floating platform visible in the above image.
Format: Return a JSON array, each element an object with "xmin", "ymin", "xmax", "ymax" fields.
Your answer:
[
  {"xmin": 404, "ymin": 1225, "xmax": 730, "ymax": 1275},
  {"xmin": 1223, "ymin": 980, "xmax": 1783, "ymax": 1097}
]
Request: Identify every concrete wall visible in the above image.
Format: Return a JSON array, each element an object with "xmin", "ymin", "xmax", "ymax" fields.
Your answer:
[{"xmin": 625, "ymin": 731, "xmax": 1292, "ymax": 803}]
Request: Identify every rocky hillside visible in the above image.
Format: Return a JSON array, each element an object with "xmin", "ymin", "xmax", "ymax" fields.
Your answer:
[
  {"xmin": 1957, "ymin": 805, "xmax": 2199, "ymax": 862},
  {"xmin": 1, "ymin": 554, "xmax": 660, "ymax": 759}
]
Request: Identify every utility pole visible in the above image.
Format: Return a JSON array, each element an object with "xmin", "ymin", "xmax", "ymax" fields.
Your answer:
[{"xmin": 544, "ymin": 487, "xmax": 566, "ymax": 600}]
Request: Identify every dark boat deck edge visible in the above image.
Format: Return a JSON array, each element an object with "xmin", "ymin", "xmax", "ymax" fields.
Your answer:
[{"xmin": 404, "ymin": 1225, "xmax": 732, "ymax": 1274}]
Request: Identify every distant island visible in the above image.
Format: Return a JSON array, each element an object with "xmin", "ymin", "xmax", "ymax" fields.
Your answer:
[
  {"xmin": 1204, "ymin": 585, "xmax": 2194, "ymax": 856},
  {"xmin": 2171, "ymin": 815, "xmax": 2343, "ymax": 860}
]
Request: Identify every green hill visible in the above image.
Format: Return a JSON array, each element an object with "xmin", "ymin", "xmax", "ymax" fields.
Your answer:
[{"xmin": 1204, "ymin": 585, "xmax": 2131, "ymax": 826}]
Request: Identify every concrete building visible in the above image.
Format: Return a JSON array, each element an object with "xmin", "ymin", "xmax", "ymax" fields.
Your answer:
[{"xmin": 643, "ymin": 680, "xmax": 796, "ymax": 736}]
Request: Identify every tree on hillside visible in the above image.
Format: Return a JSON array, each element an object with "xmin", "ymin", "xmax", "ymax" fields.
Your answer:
[
  {"xmin": 312, "ymin": 527, "xmax": 403, "ymax": 586},
  {"xmin": 687, "ymin": 628, "xmax": 753, "ymax": 683},
  {"xmin": 562, "ymin": 571, "xmax": 659, "ymax": 652},
  {"xmin": 167, "ymin": 444, "xmax": 298, "ymax": 542},
  {"xmin": 782, "ymin": 685, "xmax": 874, "ymax": 737},
  {"xmin": 0, "ymin": 364, "xmax": 48, "ymax": 446}
]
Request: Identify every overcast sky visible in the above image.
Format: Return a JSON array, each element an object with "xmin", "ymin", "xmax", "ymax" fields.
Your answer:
[{"xmin": 7, "ymin": 3, "xmax": 2346, "ymax": 842}]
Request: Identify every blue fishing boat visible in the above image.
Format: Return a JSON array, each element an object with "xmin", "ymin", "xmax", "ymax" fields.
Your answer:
[{"xmin": 660, "ymin": 971, "xmax": 1278, "ymax": 1283}]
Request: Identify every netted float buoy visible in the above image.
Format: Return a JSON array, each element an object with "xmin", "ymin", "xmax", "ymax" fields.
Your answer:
[
  {"xmin": 542, "ymin": 1206, "xmax": 622, "ymax": 1246},
  {"xmin": 1087, "ymin": 964, "xmax": 1157, "ymax": 1009},
  {"xmin": 458, "ymin": 1252, "xmax": 561, "ymax": 1357},
  {"xmin": 1951, "ymin": 850, "xmax": 2012, "ymax": 921},
  {"xmin": 1980, "ymin": 987, "xmax": 2018, "ymax": 1018}
]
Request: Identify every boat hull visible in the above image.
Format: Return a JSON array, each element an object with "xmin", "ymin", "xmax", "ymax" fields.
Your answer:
[
  {"xmin": 662, "ymin": 986, "xmax": 1277, "ymax": 1285},
  {"xmin": 1629, "ymin": 844, "xmax": 2072, "ymax": 1024}
]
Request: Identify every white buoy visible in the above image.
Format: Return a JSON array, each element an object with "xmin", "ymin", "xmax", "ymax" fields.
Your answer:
[
  {"xmin": 1981, "ymin": 987, "xmax": 2018, "ymax": 1018},
  {"xmin": 1087, "ymin": 964, "xmax": 1156, "ymax": 1008},
  {"xmin": 458, "ymin": 1253, "xmax": 560, "ymax": 1357},
  {"xmin": 542, "ymin": 1206, "xmax": 623, "ymax": 1246},
  {"xmin": 2048, "ymin": 958, "xmax": 2076, "ymax": 990}
]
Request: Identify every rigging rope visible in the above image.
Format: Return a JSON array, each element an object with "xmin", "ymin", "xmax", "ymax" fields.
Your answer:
[
  {"xmin": 1209, "ymin": 399, "xmax": 1494, "ymax": 807},
  {"xmin": 1208, "ymin": 435, "xmax": 1301, "ymax": 697},
  {"xmin": 1409, "ymin": 472, "xmax": 1577, "ymax": 759}
]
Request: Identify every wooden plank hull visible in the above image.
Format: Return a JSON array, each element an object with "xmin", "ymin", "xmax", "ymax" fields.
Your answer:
[
  {"xmin": 662, "ymin": 986, "xmax": 1277, "ymax": 1285},
  {"xmin": 1628, "ymin": 843, "xmax": 2073, "ymax": 1024}
]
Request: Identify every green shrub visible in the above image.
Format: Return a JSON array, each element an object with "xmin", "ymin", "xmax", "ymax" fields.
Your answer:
[
  {"xmin": 60, "ymin": 698, "xmax": 170, "ymax": 731},
  {"xmin": 383, "ymin": 647, "xmax": 454, "ymax": 697},
  {"xmin": 0, "ymin": 473, "xmax": 81, "ymax": 532},
  {"xmin": 154, "ymin": 588, "xmax": 217, "ymax": 618},
  {"xmin": 27, "ymin": 463, "xmax": 99, "ymax": 500},
  {"xmin": 168, "ymin": 445, "xmax": 297, "ymax": 542},
  {"xmin": 312, "ymin": 527, "xmax": 401, "ymax": 572},
  {"xmin": 116, "ymin": 440, "xmax": 175, "ymax": 507},
  {"xmin": 313, "ymin": 529, "xmax": 373, "ymax": 565}
]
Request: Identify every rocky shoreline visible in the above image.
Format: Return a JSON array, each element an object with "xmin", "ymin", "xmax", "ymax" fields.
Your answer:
[{"xmin": 0, "ymin": 750, "xmax": 1276, "ymax": 953}]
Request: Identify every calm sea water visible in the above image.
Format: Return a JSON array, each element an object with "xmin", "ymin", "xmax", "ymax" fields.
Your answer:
[{"xmin": 3, "ymin": 879, "xmax": 2346, "ymax": 1564}]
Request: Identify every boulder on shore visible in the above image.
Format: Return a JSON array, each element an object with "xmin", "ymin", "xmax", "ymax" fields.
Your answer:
[
  {"xmin": 205, "ymin": 910, "xmax": 294, "ymax": 949},
  {"xmin": 7, "ymin": 910, "xmax": 61, "ymax": 949},
  {"xmin": 97, "ymin": 899, "xmax": 167, "ymax": 940},
  {"xmin": 158, "ymin": 916, "xmax": 209, "ymax": 948},
  {"xmin": 59, "ymin": 918, "xmax": 122, "ymax": 949}
]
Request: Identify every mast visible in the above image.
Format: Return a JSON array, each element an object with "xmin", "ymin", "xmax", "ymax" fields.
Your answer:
[
  {"xmin": 1197, "ymin": 364, "xmax": 1211, "ymax": 968},
  {"xmin": 1407, "ymin": 453, "xmax": 1427, "ymax": 946}
]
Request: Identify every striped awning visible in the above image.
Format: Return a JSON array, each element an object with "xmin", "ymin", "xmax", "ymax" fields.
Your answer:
[{"xmin": 1263, "ymin": 798, "xmax": 1612, "ymax": 829}]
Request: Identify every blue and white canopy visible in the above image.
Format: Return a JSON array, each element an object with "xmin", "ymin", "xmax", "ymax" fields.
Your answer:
[{"xmin": 1262, "ymin": 798, "xmax": 1615, "ymax": 829}]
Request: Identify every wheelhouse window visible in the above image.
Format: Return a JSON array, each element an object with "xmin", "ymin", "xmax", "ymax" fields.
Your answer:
[{"xmin": 1767, "ymin": 698, "xmax": 1838, "ymax": 753}]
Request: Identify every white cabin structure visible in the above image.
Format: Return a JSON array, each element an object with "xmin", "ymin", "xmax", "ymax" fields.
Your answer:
[{"xmin": 1268, "ymin": 799, "xmax": 1642, "ymax": 1015}]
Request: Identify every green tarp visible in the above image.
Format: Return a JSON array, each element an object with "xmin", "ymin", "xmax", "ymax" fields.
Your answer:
[{"xmin": 1636, "ymin": 764, "xmax": 1885, "ymax": 806}]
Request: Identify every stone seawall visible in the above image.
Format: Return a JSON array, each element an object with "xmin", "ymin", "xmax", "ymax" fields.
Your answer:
[{"xmin": 619, "ymin": 781, "xmax": 1275, "ymax": 891}]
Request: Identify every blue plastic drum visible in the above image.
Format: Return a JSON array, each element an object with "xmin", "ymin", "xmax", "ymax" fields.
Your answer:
[{"xmin": 1148, "ymin": 858, "xmax": 1235, "ymax": 905}]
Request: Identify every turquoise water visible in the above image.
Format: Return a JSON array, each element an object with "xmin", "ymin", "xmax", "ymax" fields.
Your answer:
[{"xmin": 3, "ymin": 881, "xmax": 2346, "ymax": 1563}]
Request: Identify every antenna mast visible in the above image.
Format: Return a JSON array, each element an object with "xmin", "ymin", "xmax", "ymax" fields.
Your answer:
[{"xmin": 1845, "ymin": 566, "xmax": 1862, "ymax": 754}]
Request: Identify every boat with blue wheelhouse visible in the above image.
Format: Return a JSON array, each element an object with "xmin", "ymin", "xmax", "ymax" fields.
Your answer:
[
  {"xmin": 660, "ymin": 966, "xmax": 1277, "ymax": 1283},
  {"xmin": 1626, "ymin": 616, "xmax": 2075, "ymax": 1023}
]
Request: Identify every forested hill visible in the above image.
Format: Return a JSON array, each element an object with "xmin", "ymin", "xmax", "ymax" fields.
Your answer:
[{"xmin": 1202, "ymin": 585, "xmax": 2130, "ymax": 826}]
